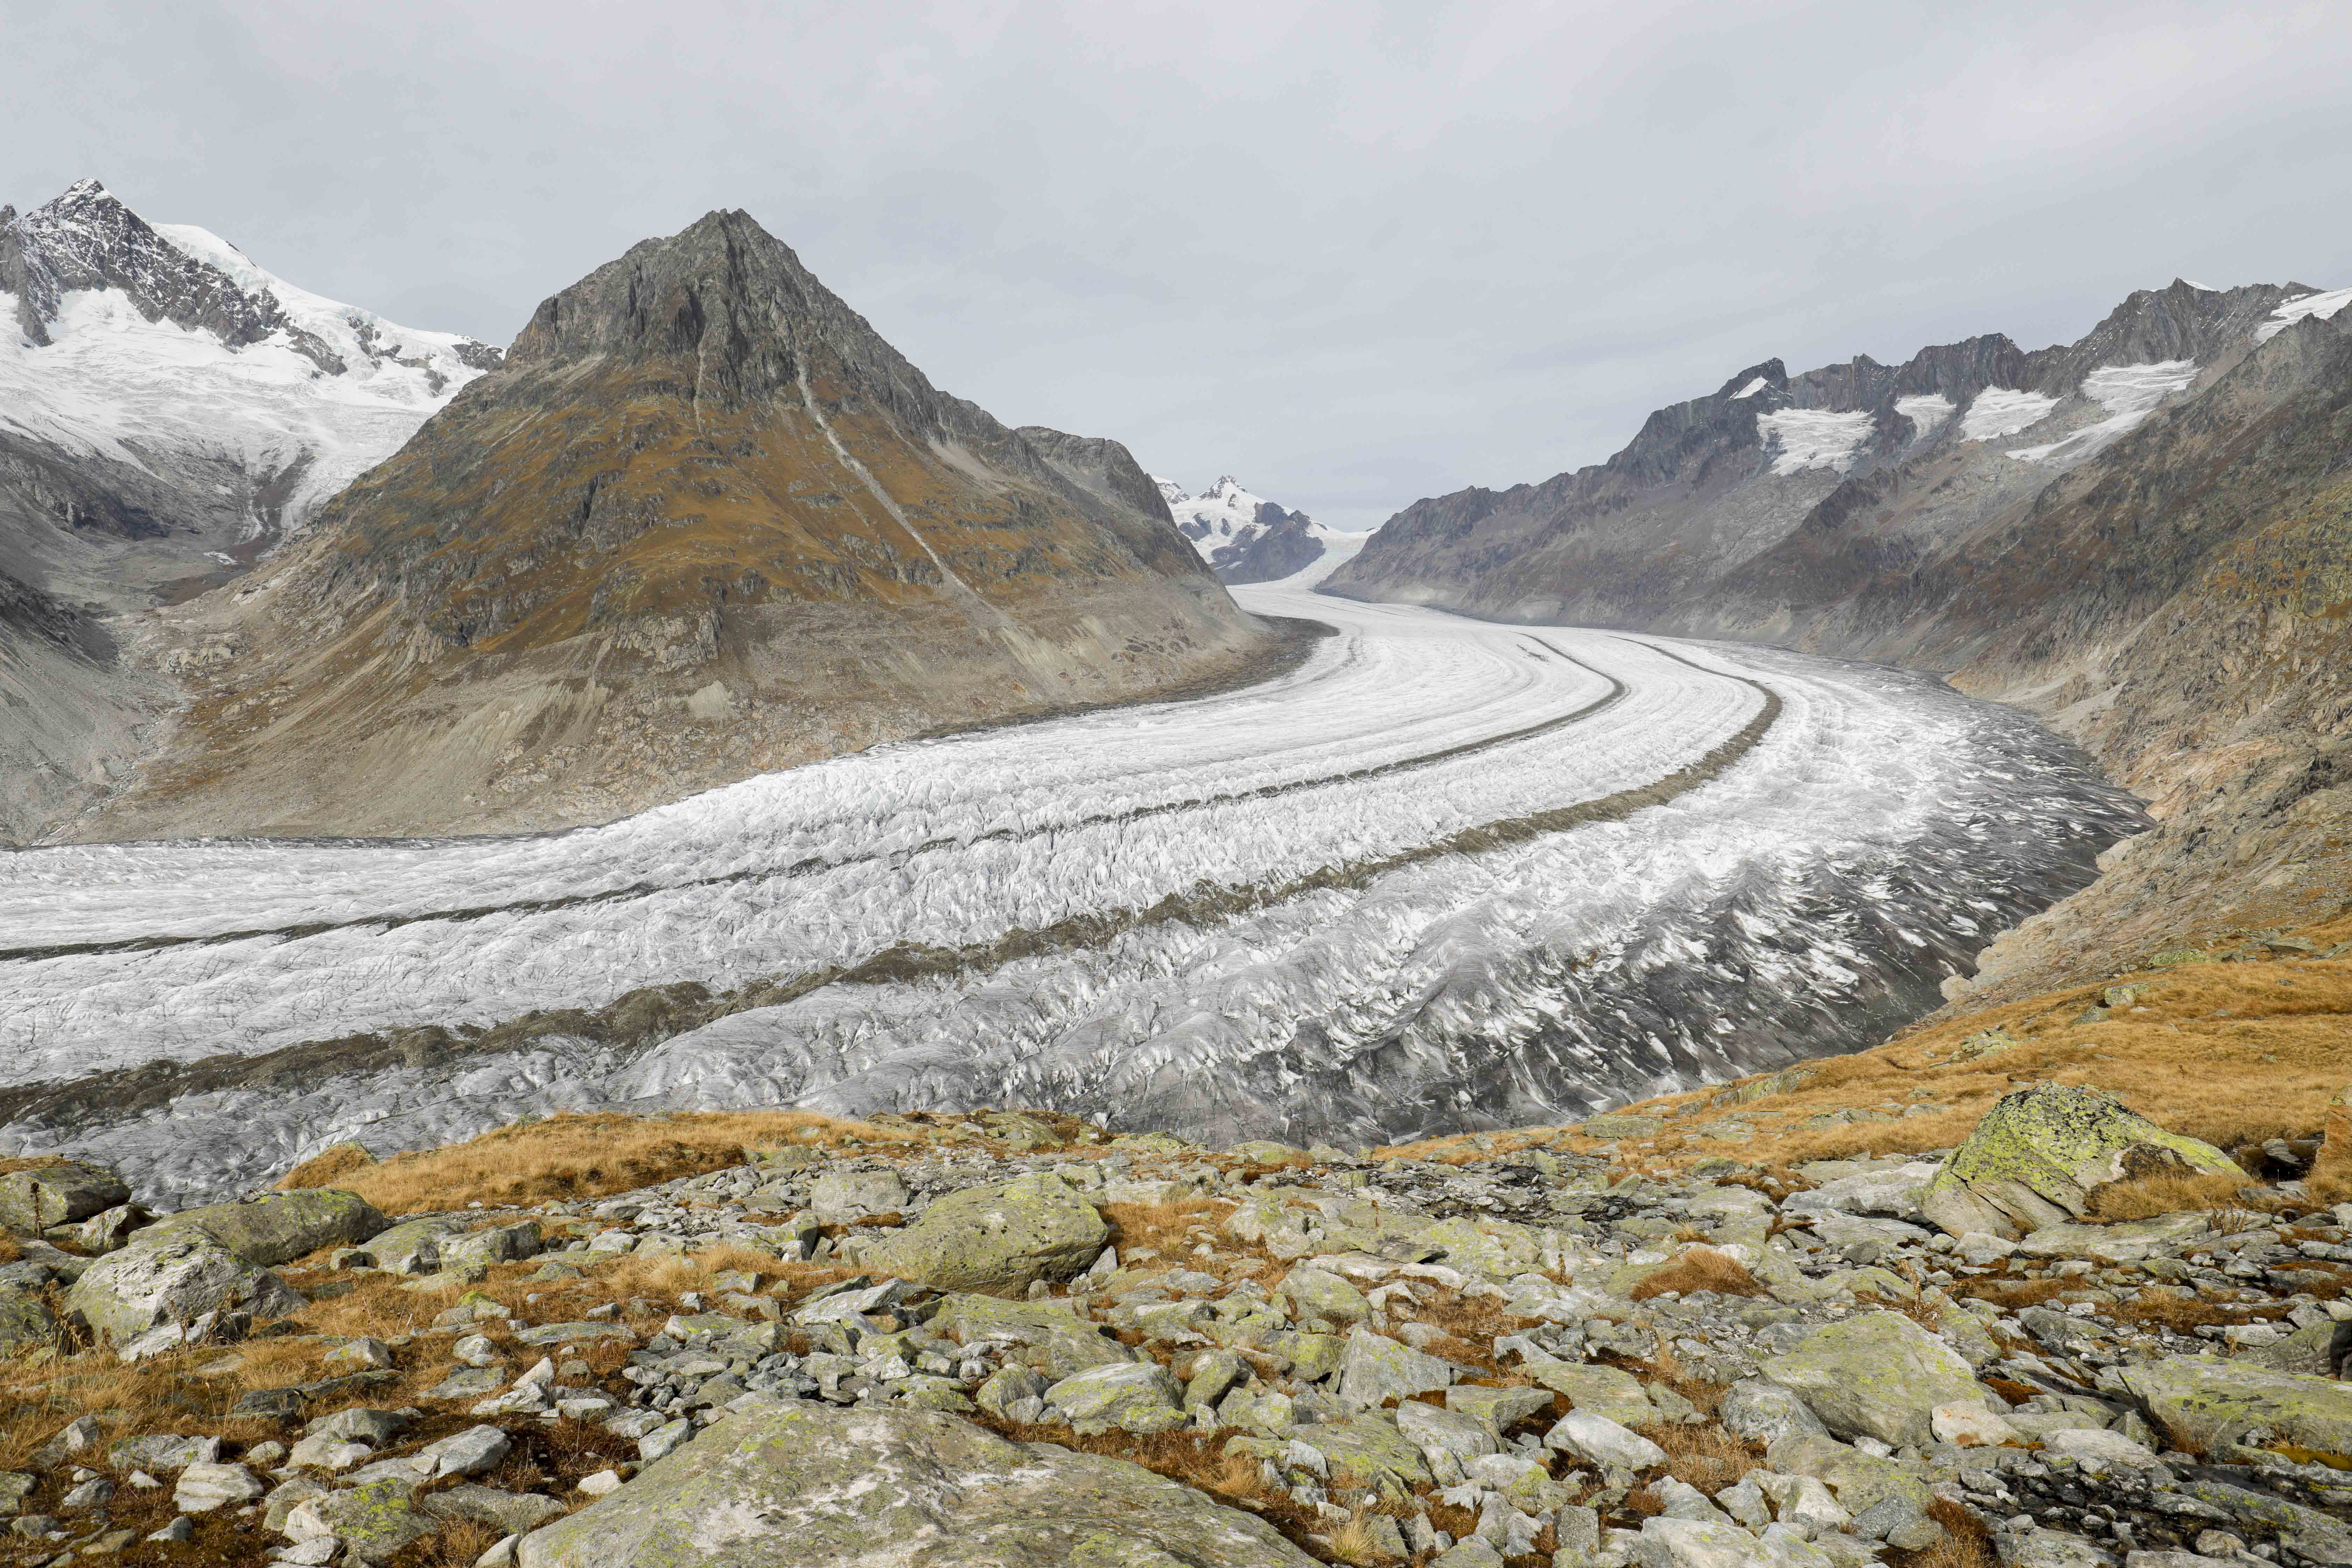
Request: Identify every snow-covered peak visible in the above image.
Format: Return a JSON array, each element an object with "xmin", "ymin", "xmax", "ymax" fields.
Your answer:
[
  {"xmin": 156, "ymin": 223, "xmax": 497, "ymax": 394},
  {"xmin": 1163, "ymin": 474, "xmax": 1283, "ymax": 553},
  {"xmin": 2, "ymin": 178, "xmax": 503, "ymax": 543}
]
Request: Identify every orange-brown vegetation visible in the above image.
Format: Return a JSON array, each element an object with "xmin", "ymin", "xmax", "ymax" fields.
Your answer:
[
  {"xmin": 1382, "ymin": 912, "xmax": 2352, "ymax": 1185},
  {"xmin": 1629, "ymin": 1246, "xmax": 1766, "ymax": 1301}
]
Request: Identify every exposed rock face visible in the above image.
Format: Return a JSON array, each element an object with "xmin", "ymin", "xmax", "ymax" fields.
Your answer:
[
  {"xmin": 0, "ymin": 179, "xmax": 500, "ymax": 843},
  {"xmin": 140, "ymin": 1189, "xmax": 387, "ymax": 1267},
  {"xmin": 73, "ymin": 208, "xmax": 1274, "ymax": 839},
  {"xmin": 1919, "ymin": 1085, "xmax": 2245, "ymax": 1240},
  {"xmin": 1329, "ymin": 282, "xmax": 2352, "ymax": 991},
  {"xmin": 515, "ymin": 1396, "xmax": 1317, "ymax": 1567}
]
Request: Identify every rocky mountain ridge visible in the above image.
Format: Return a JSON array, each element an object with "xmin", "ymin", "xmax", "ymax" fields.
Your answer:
[
  {"xmin": 1326, "ymin": 281, "xmax": 2352, "ymax": 1001},
  {"xmin": 55, "ymin": 208, "xmax": 1281, "ymax": 840}
]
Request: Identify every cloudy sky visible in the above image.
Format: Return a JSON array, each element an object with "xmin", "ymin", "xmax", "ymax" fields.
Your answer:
[{"xmin": 13, "ymin": 1, "xmax": 2352, "ymax": 528}]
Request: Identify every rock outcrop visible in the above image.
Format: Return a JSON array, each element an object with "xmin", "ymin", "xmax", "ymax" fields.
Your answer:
[{"xmin": 1920, "ymin": 1084, "xmax": 2246, "ymax": 1240}]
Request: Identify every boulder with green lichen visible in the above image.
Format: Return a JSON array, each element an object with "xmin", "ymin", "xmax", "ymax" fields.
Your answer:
[{"xmin": 1919, "ymin": 1083, "xmax": 2245, "ymax": 1240}]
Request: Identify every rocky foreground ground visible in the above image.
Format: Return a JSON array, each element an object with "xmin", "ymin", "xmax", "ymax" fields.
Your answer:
[{"xmin": 5, "ymin": 1054, "xmax": 2352, "ymax": 1568}]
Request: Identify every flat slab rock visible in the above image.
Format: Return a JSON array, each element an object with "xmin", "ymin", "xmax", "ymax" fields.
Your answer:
[{"xmin": 517, "ymin": 1394, "xmax": 1316, "ymax": 1567}]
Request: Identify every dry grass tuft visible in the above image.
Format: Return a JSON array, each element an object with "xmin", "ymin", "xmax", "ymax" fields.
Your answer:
[
  {"xmin": 1629, "ymin": 1246, "xmax": 1766, "ymax": 1301},
  {"xmin": 1651, "ymin": 1422, "xmax": 1758, "ymax": 1493},
  {"xmin": 2086, "ymin": 1169, "xmax": 2251, "ymax": 1220},
  {"xmin": 286, "ymin": 1109, "xmax": 924, "ymax": 1213},
  {"xmin": 1891, "ymin": 1497, "xmax": 1997, "ymax": 1568}
]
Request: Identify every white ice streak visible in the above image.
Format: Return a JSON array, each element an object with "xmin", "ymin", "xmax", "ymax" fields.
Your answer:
[
  {"xmin": 1732, "ymin": 376, "xmax": 1770, "ymax": 400},
  {"xmin": 2256, "ymin": 286, "xmax": 2352, "ymax": 344},
  {"xmin": 1893, "ymin": 394, "xmax": 1955, "ymax": 441},
  {"xmin": 2006, "ymin": 360, "xmax": 2199, "ymax": 465},
  {"xmin": 1756, "ymin": 408, "xmax": 1874, "ymax": 476},
  {"xmin": 1960, "ymin": 387, "xmax": 2060, "ymax": 442}
]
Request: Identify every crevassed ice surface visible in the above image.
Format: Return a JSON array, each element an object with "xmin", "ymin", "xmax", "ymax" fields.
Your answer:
[
  {"xmin": 0, "ymin": 567, "xmax": 2143, "ymax": 1202},
  {"xmin": 1756, "ymin": 408, "xmax": 1875, "ymax": 475}
]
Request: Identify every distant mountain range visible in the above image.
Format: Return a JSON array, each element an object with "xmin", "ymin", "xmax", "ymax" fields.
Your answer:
[
  {"xmin": 1, "ymin": 186, "xmax": 1278, "ymax": 841},
  {"xmin": 1328, "ymin": 276, "xmax": 2352, "ymax": 998},
  {"xmin": 1155, "ymin": 474, "xmax": 1359, "ymax": 584}
]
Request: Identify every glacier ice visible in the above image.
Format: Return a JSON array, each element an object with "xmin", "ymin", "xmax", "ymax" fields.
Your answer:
[{"xmin": 0, "ymin": 581, "xmax": 2143, "ymax": 1203}]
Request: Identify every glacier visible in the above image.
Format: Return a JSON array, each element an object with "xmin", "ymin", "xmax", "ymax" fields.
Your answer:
[{"xmin": 0, "ymin": 561, "xmax": 2143, "ymax": 1203}]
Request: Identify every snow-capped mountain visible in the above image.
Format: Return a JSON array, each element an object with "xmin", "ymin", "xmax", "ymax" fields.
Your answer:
[
  {"xmin": 1, "ymin": 179, "xmax": 500, "ymax": 580},
  {"xmin": 0, "ymin": 178, "xmax": 501, "ymax": 842},
  {"xmin": 1153, "ymin": 473, "xmax": 1359, "ymax": 584}
]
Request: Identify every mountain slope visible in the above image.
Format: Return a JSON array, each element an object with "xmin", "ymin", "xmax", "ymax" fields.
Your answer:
[
  {"xmin": 69, "ymin": 209, "xmax": 1276, "ymax": 840},
  {"xmin": 0, "ymin": 178, "xmax": 500, "ymax": 841},
  {"xmin": 1329, "ymin": 281, "xmax": 2352, "ymax": 1000}
]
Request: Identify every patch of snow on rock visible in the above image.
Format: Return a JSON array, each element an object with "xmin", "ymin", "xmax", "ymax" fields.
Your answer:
[
  {"xmin": 2256, "ymin": 285, "xmax": 2352, "ymax": 343},
  {"xmin": 1756, "ymin": 408, "xmax": 1873, "ymax": 476},
  {"xmin": 1731, "ymin": 376, "xmax": 1770, "ymax": 400},
  {"xmin": 1959, "ymin": 387, "xmax": 2059, "ymax": 442},
  {"xmin": 2007, "ymin": 360, "xmax": 2199, "ymax": 465},
  {"xmin": 1893, "ymin": 394, "xmax": 1955, "ymax": 441}
]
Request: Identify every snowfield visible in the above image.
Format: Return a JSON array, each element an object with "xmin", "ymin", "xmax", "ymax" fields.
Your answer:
[{"xmin": 0, "ymin": 564, "xmax": 2142, "ymax": 1201}]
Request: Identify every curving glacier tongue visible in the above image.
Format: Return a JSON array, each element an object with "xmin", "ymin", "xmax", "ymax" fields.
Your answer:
[{"xmin": 0, "ymin": 575, "xmax": 2142, "ymax": 1203}]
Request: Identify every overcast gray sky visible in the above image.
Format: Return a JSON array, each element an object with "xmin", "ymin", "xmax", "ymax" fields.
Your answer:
[{"xmin": 12, "ymin": 1, "xmax": 2352, "ymax": 529}]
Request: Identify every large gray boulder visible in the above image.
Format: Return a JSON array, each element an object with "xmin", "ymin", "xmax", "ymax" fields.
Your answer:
[
  {"xmin": 861, "ymin": 1175, "xmax": 1107, "ymax": 1294},
  {"xmin": 514, "ymin": 1395, "xmax": 1317, "ymax": 1566},
  {"xmin": 0, "ymin": 1162, "xmax": 129, "ymax": 1236},
  {"xmin": 65, "ymin": 1232, "xmax": 306, "ymax": 1350},
  {"xmin": 1758, "ymin": 1310, "xmax": 1986, "ymax": 1448},
  {"xmin": 142, "ymin": 1189, "xmax": 386, "ymax": 1267},
  {"xmin": 2119, "ymin": 1355, "xmax": 2352, "ymax": 1462},
  {"xmin": 1919, "ymin": 1085, "xmax": 2245, "ymax": 1240}
]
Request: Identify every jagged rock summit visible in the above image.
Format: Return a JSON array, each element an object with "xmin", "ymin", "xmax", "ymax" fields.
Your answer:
[{"xmin": 70, "ymin": 206, "xmax": 1277, "ymax": 839}]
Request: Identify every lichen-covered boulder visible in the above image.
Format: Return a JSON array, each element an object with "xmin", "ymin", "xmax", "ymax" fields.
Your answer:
[
  {"xmin": 1758, "ymin": 1310, "xmax": 1985, "ymax": 1448},
  {"xmin": 1920, "ymin": 1085, "xmax": 2245, "ymax": 1240},
  {"xmin": 66, "ymin": 1233, "xmax": 306, "ymax": 1349},
  {"xmin": 1042, "ymin": 1361, "xmax": 1186, "ymax": 1435},
  {"xmin": 929, "ymin": 1294, "xmax": 1134, "ymax": 1380},
  {"xmin": 0, "ymin": 1287, "xmax": 58, "ymax": 1354},
  {"xmin": 1276, "ymin": 1266, "xmax": 1370, "ymax": 1325},
  {"xmin": 861, "ymin": 1175, "xmax": 1105, "ymax": 1294},
  {"xmin": 2119, "ymin": 1355, "xmax": 2352, "ymax": 1462},
  {"xmin": 143, "ymin": 1189, "xmax": 387, "ymax": 1267},
  {"xmin": 809, "ymin": 1167, "xmax": 910, "ymax": 1225},
  {"xmin": 1334, "ymin": 1325, "xmax": 1452, "ymax": 1408},
  {"xmin": 355, "ymin": 1216, "xmax": 470, "ymax": 1274},
  {"xmin": 1525, "ymin": 1361, "xmax": 1657, "ymax": 1427},
  {"xmin": 0, "ymin": 1161, "xmax": 129, "ymax": 1237},
  {"xmin": 513, "ymin": 1395, "xmax": 1318, "ymax": 1566}
]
